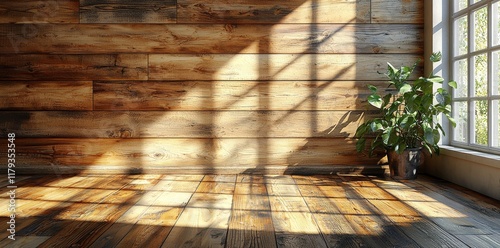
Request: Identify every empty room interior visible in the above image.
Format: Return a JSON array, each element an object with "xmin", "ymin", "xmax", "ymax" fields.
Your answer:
[{"xmin": 0, "ymin": 0, "xmax": 499, "ymax": 247}]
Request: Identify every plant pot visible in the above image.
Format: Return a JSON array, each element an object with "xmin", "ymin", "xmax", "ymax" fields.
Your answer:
[{"xmin": 387, "ymin": 148, "xmax": 424, "ymax": 180}]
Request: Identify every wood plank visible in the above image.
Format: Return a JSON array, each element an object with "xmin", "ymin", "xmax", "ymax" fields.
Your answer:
[
  {"xmin": 332, "ymin": 177, "xmax": 419, "ymax": 247},
  {"xmin": 0, "ymin": 110, "xmax": 379, "ymax": 138},
  {"xmin": 1, "ymin": 174, "xmax": 499, "ymax": 247},
  {"xmin": 456, "ymin": 234, "xmax": 500, "ymax": 248},
  {"xmin": 414, "ymin": 176, "xmax": 500, "ymax": 217},
  {"xmin": 160, "ymin": 180, "xmax": 234, "ymax": 248},
  {"xmin": 80, "ymin": 0, "xmax": 176, "ymax": 23},
  {"xmin": 349, "ymin": 177, "xmax": 469, "ymax": 247},
  {"xmin": 89, "ymin": 176, "xmax": 194, "ymax": 247},
  {"xmin": 0, "ymin": 24, "xmax": 423, "ymax": 54},
  {"xmin": 0, "ymin": 236, "xmax": 50, "ymax": 248},
  {"xmin": 4, "ymin": 138, "xmax": 381, "ymax": 174},
  {"xmin": 177, "ymin": 0, "xmax": 371, "ymax": 23},
  {"xmin": 266, "ymin": 176, "xmax": 327, "ymax": 248},
  {"xmin": 93, "ymin": 80, "xmax": 390, "ymax": 111},
  {"xmin": 149, "ymin": 54, "xmax": 422, "ymax": 81},
  {"xmin": 296, "ymin": 177, "xmax": 365, "ymax": 247},
  {"xmin": 0, "ymin": 54, "xmax": 147, "ymax": 80},
  {"xmin": 373, "ymin": 179, "xmax": 495, "ymax": 236},
  {"xmin": 371, "ymin": 0, "xmax": 424, "ymax": 24},
  {"xmin": 87, "ymin": 175, "xmax": 164, "ymax": 248},
  {"xmin": 37, "ymin": 177, "xmax": 141, "ymax": 247},
  {"xmin": 115, "ymin": 207, "xmax": 183, "ymax": 248},
  {"xmin": 402, "ymin": 180, "xmax": 500, "ymax": 233},
  {"xmin": 0, "ymin": 81, "xmax": 92, "ymax": 110},
  {"xmin": 227, "ymin": 177, "xmax": 276, "ymax": 248},
  {"xmin": 0, "ymin": 0, "xmax": 79, "ymax": 23},
  {"xmin": 15, "ymin": 176, "xmax": 131, "ymax": 239}
]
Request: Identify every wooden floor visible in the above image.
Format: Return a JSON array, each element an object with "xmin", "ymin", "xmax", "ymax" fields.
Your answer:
[{"xmin": 1, "ymin": 174, "xmax": 499, "ymax": 248}]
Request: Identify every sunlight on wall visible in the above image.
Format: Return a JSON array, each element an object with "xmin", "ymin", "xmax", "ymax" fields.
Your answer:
[{"xmin": 86, "ymin": 0, "xmax": 365, "ymax": 174}]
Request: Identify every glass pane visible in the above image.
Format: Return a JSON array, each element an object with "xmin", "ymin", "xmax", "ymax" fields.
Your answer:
[
  {"xmin": 494, "ymin": 1, "xmax": 500, "ymax": 46},
  {"xmin": 493, "ymin": 100, "xmax": 500, "ymax": 147},
  {"xmin": 473, "ymin": 7, "xmax": 488, "ymax": 51},
  {"xmin": 455, "ymin": 0, "xmax": 468, "ymax": 12},
  {"xmin": 474, "ymin": 53, "xmax": 488, "ymax": 96},
  {"xmin": 455, "ymin": 15, "xmax": 468, "ymax": 56},
  {"xmin": 473, "ymin": 0, "xmax": 482, "ymax": 3},
  {"xmin": 494, "ymin": 50, "xmax": 500, "ymax": 95},
  {"xmin": 453, "ymin": 101, "xmax": 468, "ymax": 142},
  {"xmin": 454, "ymin": 59, "xmax": 468, "ymax": 97},
  {"xmin": 473, "ymin": 100, "xmax": 488, "ymax": 145}
]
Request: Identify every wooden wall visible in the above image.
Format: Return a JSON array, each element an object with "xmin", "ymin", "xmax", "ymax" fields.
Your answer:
[{"xmin": 0, "ymin": 0, "xmax": 423, "ymax": 174}]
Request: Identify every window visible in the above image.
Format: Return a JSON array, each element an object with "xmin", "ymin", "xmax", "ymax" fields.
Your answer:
[{"xmin": 451, "ymin": 0, "xmax": 500, "ymax": 153}]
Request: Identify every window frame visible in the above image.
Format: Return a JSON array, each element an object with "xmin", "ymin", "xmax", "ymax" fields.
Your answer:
[{"xmin": 449, "ymin": 0, "xmax": 500, "ymax": 155}]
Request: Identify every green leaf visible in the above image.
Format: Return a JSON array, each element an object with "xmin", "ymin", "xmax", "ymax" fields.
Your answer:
[
  {"xmin": 399, "ymin": 84, "xmax": 412, "ymax": 94},
  {"xmin": 399, "ymin": 115, "xmax": 415, "ymax": 129},
  {"xmin": 436, "ymin": 93, "xmax": 445, "ymax": 105},
  {"xmin": 427, "ymin": 76, "xmax": 444, "ymax": 84},
  {"xmin": 395, "ymin": 142, "xmax": 407, "ymax": 154},
  {"xmin": 370, "ymin": 121, "xmax": 384, "ymax": 132},
  {"xmin": 355, "ymin": 123, "xmax": 368, "ymax": 137},
  {"xmin": 367, "ymin": 84, "xmax": 378, "ymax": 93},
  {"xmin": 382, "ymin": 94, "xmax": 392, "ymax": 107},
  {"xmin": 382, "ymin": 127, "xmax": 393, "ymax": 145},
  {"xmin": 433, "ymin": 129, "xmax": 441, "ymax": 144},
  {"xmin": 447, "ymin": 115, "xmax": 457, "ymax": 128},
  {"xmin": 449, "ymin": 80, "xmax": 457, "ymax": 89},
  {"xmin": 424, "ymin": 128, "xmax": 435, "ymax": 144},
  {"xmin": 356, "ymin": 138, "xmax": 366, "ymax": 152},
  {"xmin": 430, "ymin": 52, "xmax": 442, "ymax": 62},
  {"xmin": 368, "ymin": 94, "xmax": 383, "ymax": 108}
]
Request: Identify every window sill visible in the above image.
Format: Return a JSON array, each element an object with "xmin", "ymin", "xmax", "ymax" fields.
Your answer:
[{"xmin": 439, "ymin": 145, "xmax": 500, "ymax": 170}]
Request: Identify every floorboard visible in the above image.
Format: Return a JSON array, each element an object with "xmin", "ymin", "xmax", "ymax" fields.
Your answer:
[{"xmin": 0, "ymin": 174, "xmax": 498, "ymax": 247}]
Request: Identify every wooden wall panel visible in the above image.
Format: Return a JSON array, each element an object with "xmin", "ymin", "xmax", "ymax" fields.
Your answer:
[
  {"xmin": 177, "ymin": 0, "xmax": 371, "ymax": 24},
  {"xmin": 0, "ymin": 54, "xmax": 148, "ymax": 80},
  {"xmin": 0, "ymin": 81, "xmax": 92, "ymax": 110},
  {"xmin": 93, "ymin": 81, "xmax": 389, "ymax": 111},
  {"xmin": 0, "ymin": 0, "xmax": 424, "ymax": 174},
  {"xmin": 80, "ymin": 0, "xmax": 176, "ymax": 23},
  {"xmin": 149, "ymin": 54, "xmax": 422, "ymax": 81},
  {"xmin": 5, "ymin": 138, "xmax": 381, "ymax": 174},
  {"xmin": 0, "ymin": 0, "xmax": 79, "ymax": 23},
  {"xmin": 0, "ymin": 111, "xmax": 379, "ymax": 138},
  {"xmin": 371, "ymin": 0, "xmax": 424, "ymax": 24},
  {"xmin": 0, "ymin": 24, "xmax": 423, "ymax": 54}
]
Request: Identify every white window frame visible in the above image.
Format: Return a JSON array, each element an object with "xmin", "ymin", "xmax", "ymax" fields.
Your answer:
[{"xmin": 447, "ymin": 0, "xmax": 500, "ymax": 155}]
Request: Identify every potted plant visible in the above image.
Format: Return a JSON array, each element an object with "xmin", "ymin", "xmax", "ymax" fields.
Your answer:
[{"xmin": 355, "ymin": 52, "xmax": 456, "ymax": 179}]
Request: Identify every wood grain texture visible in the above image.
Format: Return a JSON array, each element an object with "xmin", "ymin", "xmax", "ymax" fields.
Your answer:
[
  {"xmin": 371, "ymin": 0, "xmax": 424, "ymax": 23},
  {"xmin": 177, "ymin": 0, "xmax": 370, "ymax": 23},
  {"xmin": 80, "ymin": 0, "xmax": 176, "ymax": 23},
  {"xmin": 3, "ymin": 175, "xmax": 497, "ymax": 247},
  {"xmin": 0, "ymin": 24, "xmax": 423, "ymax": 54},
  {"xmin": 0, "ymin": 54, "xmax": 148, "ymax": 80},
  {"xmin": 0, "ymin": 81, "xmax": 92, "ymax": 110},
  {"xmin": 373, "ymin": 179, "xmax": 497, "ymax": 237},
  {"xmin": 227, "ymin": 179, "xmax": 276, "ymax": 248},
  {"xmin": 296, "ymin": 177, "xmax": 365, "ymax": 247},
  {"xmin": 87, "ymin": 175, "xmax": 164, "ymax": 248},
  {"xmin": 267, "ymin": 176, "xmax": 328, "ymax": 248},
  {"xmin": 160, "ymin": 180, "xmax": 234, "ymax": 248},
  {"xmin": 3, "ymin": 138, "xmax": 381, "ymax": 174},
  {"xmin": 149, "ymin": 54, "xmax": 422, "ymax": 81},
  {"xmin": 0, "ymin": 0, "xmax": 425, "ymax": 175},
  {"xmin": 115, "ymin": 207, "xmax": 183, "ymax": 248},
  {"xmin": 93, "ymin": 80, "xmax": 391, "ymax": 111},
  {"xmin": 0, "ymin": 110, "xmax": 379, "ymax": 138},
  {"xmin": 0, "ymin": 0, "xmax": 79, "ymax": 23},
  {"xmin": 352, "ymin": 178, "xmax": 469, "ymax": 247}
]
